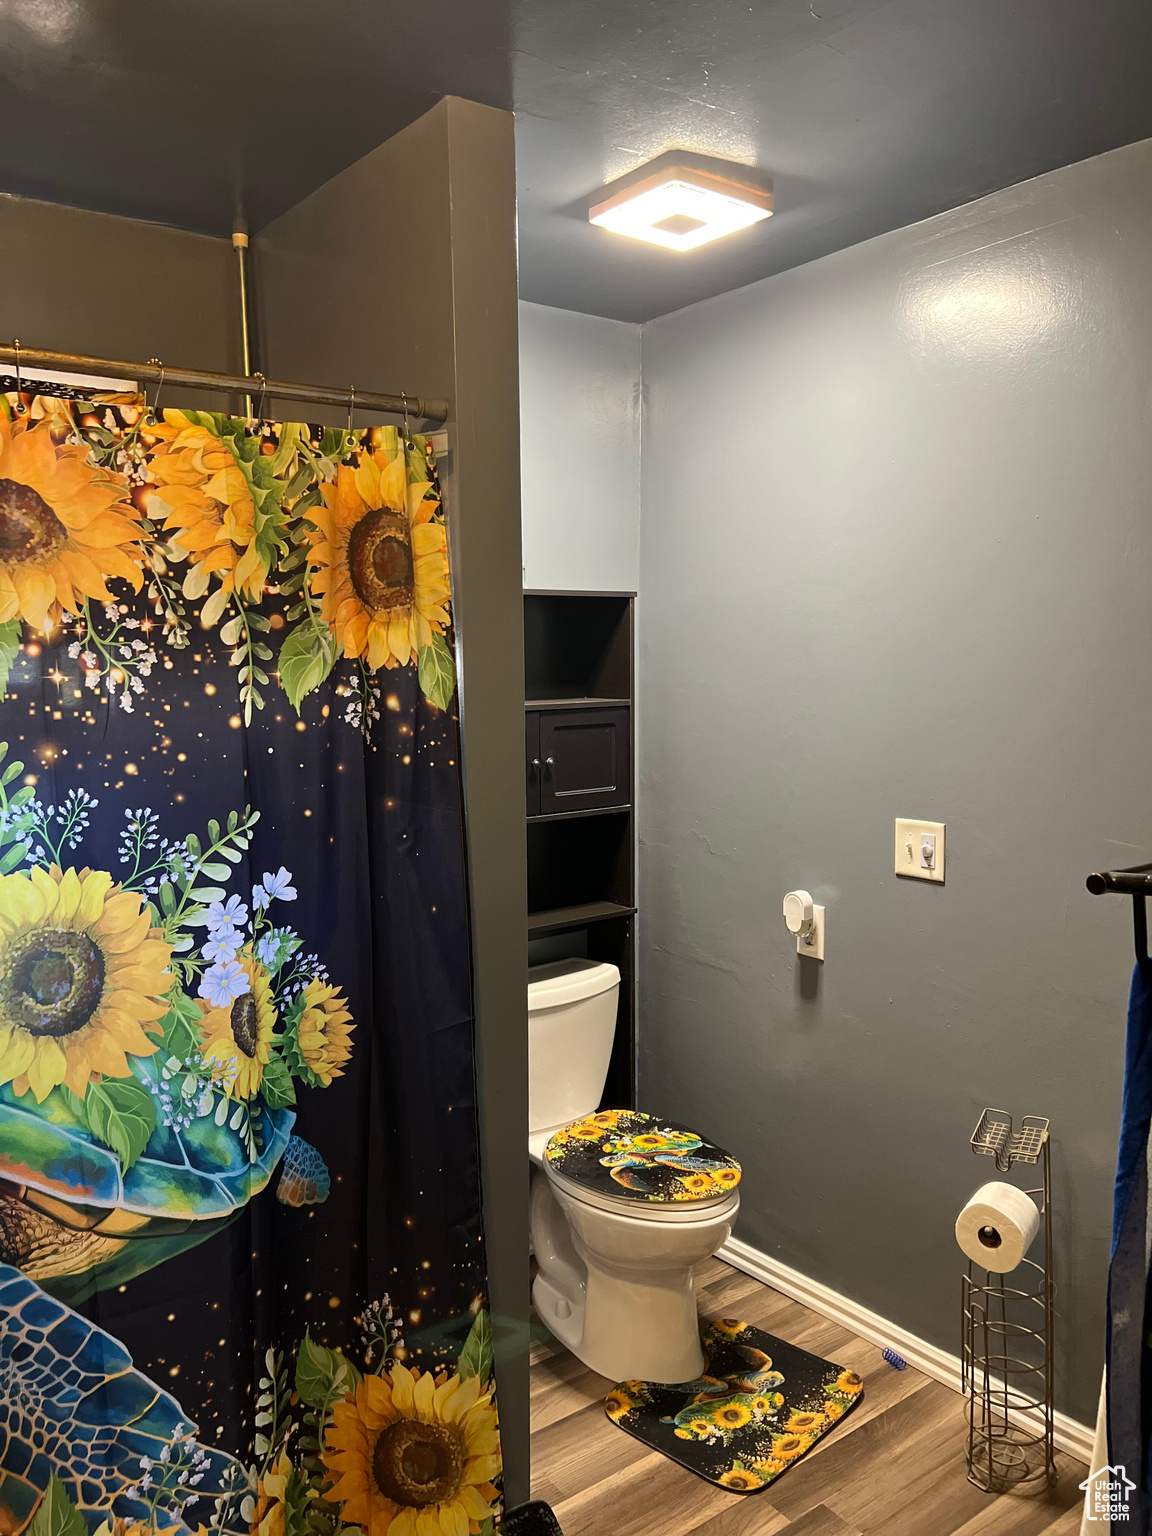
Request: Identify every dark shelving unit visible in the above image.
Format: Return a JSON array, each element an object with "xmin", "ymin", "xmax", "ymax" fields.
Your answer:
[{"xmin": 525, "ymin": 590, "xmax": 635, "ymax": 1110}]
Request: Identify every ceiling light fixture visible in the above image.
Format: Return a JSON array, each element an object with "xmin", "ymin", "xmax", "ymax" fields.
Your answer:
[{"xmin": 589, "ymin": 164, "xmax": 773, "ymax": 253}]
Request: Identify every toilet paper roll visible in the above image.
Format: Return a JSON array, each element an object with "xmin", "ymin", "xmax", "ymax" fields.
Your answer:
[{"xmin": 954, "ymin": 1182, "xmax": 1040, "ymax": 1274}]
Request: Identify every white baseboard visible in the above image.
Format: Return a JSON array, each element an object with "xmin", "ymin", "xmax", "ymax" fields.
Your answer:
[{"xmin": 718, "ymin": 1234, "xmax": 1094, "ymax": 1464}]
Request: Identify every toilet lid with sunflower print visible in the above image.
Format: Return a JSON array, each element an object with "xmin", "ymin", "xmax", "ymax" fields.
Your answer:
[{"xmin": 544, "ymin": 1109, "xmax": 741, "ymax": 1205}]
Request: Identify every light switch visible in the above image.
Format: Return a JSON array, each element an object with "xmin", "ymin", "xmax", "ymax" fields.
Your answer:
[{"xmin": 895, "ymin": 819, "xmax": 945, "ymax": 883}]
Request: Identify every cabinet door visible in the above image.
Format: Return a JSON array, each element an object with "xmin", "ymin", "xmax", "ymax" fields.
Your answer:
[
  {"xmin": 525, "ymin": 711, "xmax": 541, "ymax": 816},
  {"xmin": 539, "ymin": 708, "xmax": 629, "ymax": 815}
]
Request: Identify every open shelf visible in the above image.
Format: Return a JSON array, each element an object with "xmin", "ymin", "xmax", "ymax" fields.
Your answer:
[
  {"xmin": 527, "ymin": 811, "xmax": 631, "ymax": 914},
  {"xmin": 524, "ymin": 592, "xmax": 632, "ymax": 702},
  {"xmin": 527, "ymin": 901, "xmax": 636, "ymax": 937}
]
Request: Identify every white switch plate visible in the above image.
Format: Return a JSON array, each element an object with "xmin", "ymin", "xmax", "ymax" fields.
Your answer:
[
  {"xmin": 797, "ymin": 904, "xmax": 825, "ymax": 960},
  {"xmin": 895, "ymin": 819, "xmax": 945, "ymax": 883}
]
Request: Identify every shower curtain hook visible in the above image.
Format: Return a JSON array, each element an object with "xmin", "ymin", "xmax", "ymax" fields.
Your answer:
[
  {"xmin": 400, "ymin": 391, "xmax": 410, "ymax": 439},
  {"xmin": 253, "ymin": 372, "xmax": 267, "ymax": 427},
  {"xmin": 347, "ymin": 385, "xmax": 356, "ymax": 436},
  {"xmin": 147, "ymin": 359, "xmax": 166, "ymax": 424},
  {"xmin": 11, "ymin": 338, "xmax": 25, "ymax": 414}
]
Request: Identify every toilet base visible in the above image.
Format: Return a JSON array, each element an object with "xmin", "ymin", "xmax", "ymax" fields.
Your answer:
[
  {"xmin": 532, "ymin": 1270, "xmax": 586, "ymax": 1358},
  {"xmin": 530, "ymin": 1165, "xmax": 733, "ymax": 1383}
]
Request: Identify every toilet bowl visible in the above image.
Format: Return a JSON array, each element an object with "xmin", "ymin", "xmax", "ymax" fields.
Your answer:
[{"xmin": 527, "ymin": 959, "xmax": 741, "ymax": 1384}]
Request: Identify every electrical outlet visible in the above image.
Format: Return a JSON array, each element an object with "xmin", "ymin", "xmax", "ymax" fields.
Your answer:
[{"xmin": 895, "ymin": 819, "xmax": 945, "ymax": 883}]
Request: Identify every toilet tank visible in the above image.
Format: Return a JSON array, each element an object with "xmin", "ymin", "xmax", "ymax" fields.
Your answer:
[{"xmin": 528, "ymin": 959, "xmax": 621, "ymax": 1134}]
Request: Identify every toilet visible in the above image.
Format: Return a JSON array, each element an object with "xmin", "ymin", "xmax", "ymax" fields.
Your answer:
[{"xmin": 528, "ymin": 957, "xmax": 741, "ymax": 1384}]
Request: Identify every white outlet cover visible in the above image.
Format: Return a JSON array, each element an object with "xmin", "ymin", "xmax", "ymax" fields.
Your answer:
[
  {"xmin": 797, "ymin": 903, "xmax": 825, "ymax": 960},
  {"xmin": 895, "ymin": 819, "xmax": 945, "ymax": 883}
]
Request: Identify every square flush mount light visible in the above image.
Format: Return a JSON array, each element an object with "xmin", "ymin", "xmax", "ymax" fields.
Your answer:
[{"xmin": 589, "ymin": 164, "xmax": 773, "ymax": 252}]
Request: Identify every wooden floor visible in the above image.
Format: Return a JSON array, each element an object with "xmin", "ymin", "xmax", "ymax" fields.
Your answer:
[{"xmin": 529, "ymin": 1258, "xmax": 1087, "ymax": 1536}]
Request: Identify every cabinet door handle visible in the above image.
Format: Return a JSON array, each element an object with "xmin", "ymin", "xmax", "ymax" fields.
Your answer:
[{"xmin": 544, "ymin": 756, "xmax": 554, "ymax": 776}]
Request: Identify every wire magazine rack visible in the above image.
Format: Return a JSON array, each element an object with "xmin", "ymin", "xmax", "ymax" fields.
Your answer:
[{"xmin": 961, "ymin": 1109, "xmax": 1056, "ymax": 1494}]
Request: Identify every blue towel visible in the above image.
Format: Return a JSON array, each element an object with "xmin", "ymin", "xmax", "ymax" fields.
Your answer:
[{"xmin": 1107, "ymin": 960, "xmax": 1152, "ymax": 1530}]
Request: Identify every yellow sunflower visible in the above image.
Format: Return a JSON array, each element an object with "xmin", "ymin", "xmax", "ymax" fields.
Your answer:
[
  {"xmin": 565, "ymin": 1120, "xmax": 606, "ymax": 1142},
  {"xmin": 309, "ymin": 447, "xmax": 450, "ymax": 671},
  {"xmin": 718, "ymin": 1468, "xmax": 761, "ymax": 1491},
  {"xmin": 197, "ymin": 950, "xmax": 276, "ymax": 1100},
  {"xmin": 710, "ymin": 1319, "xmax": 749, "ymax": 1340},
  {"xmin": 587, "ymin": 1110, "xmax": 625, "ymax": 1128},
  {"xmin": 684, "ymin": 1416, "xmax": 716, "ymax": 1438},
  {"xmin": 144, "ymin": 412, "xmax": 263, "ymax": 620},
  {"xmin": 771, "ymin": 1433, "xmax": 813, "ymax": 1462},
  {"xmin": 0, "ymin": 865, "xmax": 171, "ymax": 1102},
  {"xmin": 711, "ymin": 1166, "xmax": 741, "ymax": 1190},
  {"xmin": 711, "ymin": 1400, "xmax": 752, "ymax": 1431},
  {"xmin": 750, "ymin": 1396, "xmax": 773, "ymax": 1417},
  {"xmin": 834, "ymin": 1370, "xmax": 864, "ymax": 1396},
  {"xmin": 823, "ymin": 1399, "xmax": 847, "ymax": 1421},
  {"xmin": 785, "ymin": 1411, "xmax": 824, "ymax": 1435},
  {"xmin": 604, "ymin": 1388, "xmax": 632, "ymax": 1422},
  {"xmin": 295, "ymin": 977, "xmax": 355, "ymax": 1086},
  {"xmin": 752, "ymin": 1457, "xmax": 786, "ymax": 1479},
  {"xmin": 676, "ymin": 1173, "xmax": 716, "ymax": 1197},
  {"xmin": 324, "ymin": 1362, "xmax": 500, "ymax": 1536},
  {"xmin": 0, "ymin": 413, "xmax": 146, "ymax": 630}
]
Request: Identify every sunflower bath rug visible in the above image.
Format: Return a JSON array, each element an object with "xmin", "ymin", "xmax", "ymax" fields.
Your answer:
[{"xmin": 605, "ymin": 1319, "xmax": 863, "ymax": 1493}]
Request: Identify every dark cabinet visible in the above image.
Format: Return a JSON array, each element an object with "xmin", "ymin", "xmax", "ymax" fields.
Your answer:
[{"xmin": 525, "ymin": 706, "xmax": 629, "ymax": 817}]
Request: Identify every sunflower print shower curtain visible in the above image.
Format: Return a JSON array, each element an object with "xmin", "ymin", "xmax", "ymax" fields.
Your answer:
[{"xmin": 0, "ymin": 382, "xmax": 501, "ymax": 1536}]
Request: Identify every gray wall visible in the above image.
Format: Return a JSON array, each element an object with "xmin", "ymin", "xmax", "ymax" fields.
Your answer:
[
  {"xmin": 519, "ymin": 300, "xmax": 641, "ymax": 592},
  {"xmin": 257, "ymin": 99, "xmax": 530, "ymax": 1499},
  {"xmin": 638, "ymin": 137, "xmax": 1152, "ymax": 1426},
  {"xmin": 0, "ymin": 192, "xmax": 239, "ymax": 404}
]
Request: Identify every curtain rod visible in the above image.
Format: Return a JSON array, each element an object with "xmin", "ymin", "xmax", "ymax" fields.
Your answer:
[{"xmin": 0, "ymin": 342, "xmax": 449, "ymax": 425}]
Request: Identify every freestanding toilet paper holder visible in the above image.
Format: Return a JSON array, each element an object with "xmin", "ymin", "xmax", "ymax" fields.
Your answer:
[{"xmin": 961, "ymin": 1108, "xmax": 1056, "ymax": 1494}]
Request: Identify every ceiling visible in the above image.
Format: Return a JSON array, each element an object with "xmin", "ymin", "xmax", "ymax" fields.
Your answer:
[{"xmin": 3, "ymin": 0, "xmax": 1152, "ymax": 323}]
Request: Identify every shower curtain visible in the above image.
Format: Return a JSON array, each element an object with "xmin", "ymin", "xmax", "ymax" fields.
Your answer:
[{"xmin": 0, "ymin": 384, "xmax": 501, "ymax": 1536}]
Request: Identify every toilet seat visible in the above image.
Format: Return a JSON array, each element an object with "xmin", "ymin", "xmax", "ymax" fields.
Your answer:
[
  {"xmin": 544, "ymin": 1108, "xmax": 742, "ymax": 1209},
  {"xmin": 546, "ymin": 1162, "xmax": 740, "ymax": 1222}
]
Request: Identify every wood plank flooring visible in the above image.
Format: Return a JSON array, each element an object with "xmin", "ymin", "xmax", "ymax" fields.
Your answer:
[{"xmin": 530, "ymin": 1258, "xmax": 1086, "ymax": 1536}]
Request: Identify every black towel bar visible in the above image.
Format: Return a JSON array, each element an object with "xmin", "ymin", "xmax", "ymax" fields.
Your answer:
[{"xmin": 1086, "ymin": 863, "xmax": 1152, "ymax": 964}]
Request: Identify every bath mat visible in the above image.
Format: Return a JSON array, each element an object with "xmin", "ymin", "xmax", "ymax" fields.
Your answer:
[
  {"xmin": 605, "ymin": 1318, "xmax": 864, "ymax": 1493},
  {"xmin": 499, "ymin": 1501, "xmax": 565, "ymax": 1536}
]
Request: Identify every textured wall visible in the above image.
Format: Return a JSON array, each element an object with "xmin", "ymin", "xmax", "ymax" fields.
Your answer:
[
  {"xmin": 638, "ymin": 138, "xmax": 1152, "ymax": 1425},
  {"xmin": 519, "ymin": 300, "xmax": 641, "ymax": 592}
]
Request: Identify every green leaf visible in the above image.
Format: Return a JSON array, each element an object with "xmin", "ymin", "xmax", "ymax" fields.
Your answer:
[
  {"xmin": 417, "ymin": 632, "xmax": 456, "ymax": 712},
  {"xmin": 295, "ymin": 1329, "xmax": 361, "ymax": 1410},
  {"xmin": 279, "ymin": 619, "xmax": 338, "ymax": 713},
  {"xmin": 282, "ymin": 1466, "xmax": 313, "ymax": 1536},
  {"xmin": 82, "ymin": 1078, "xmax": 156, "ymax": 1171},
  {"xmin": 158, "ymin": 881, "xmax": 177, "ymax": 915},
  {"xmin": 0, "ymin": 618, "xmax": 22, "ymax": 697},
  {"xmin": 260, "ymin": 1051, "xmax": 297, "ymax": 1111},
  {"xmin": 457, "ymin": 1308, "xmax": 493, "ymax": 1384},
  {"xmin": 28, "ymin": 1474, "xmax": 87, "ymax": 1536},
  {"xmin": 157, "ymin": 987, "xmax": 203, "ymax": 1058}
]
